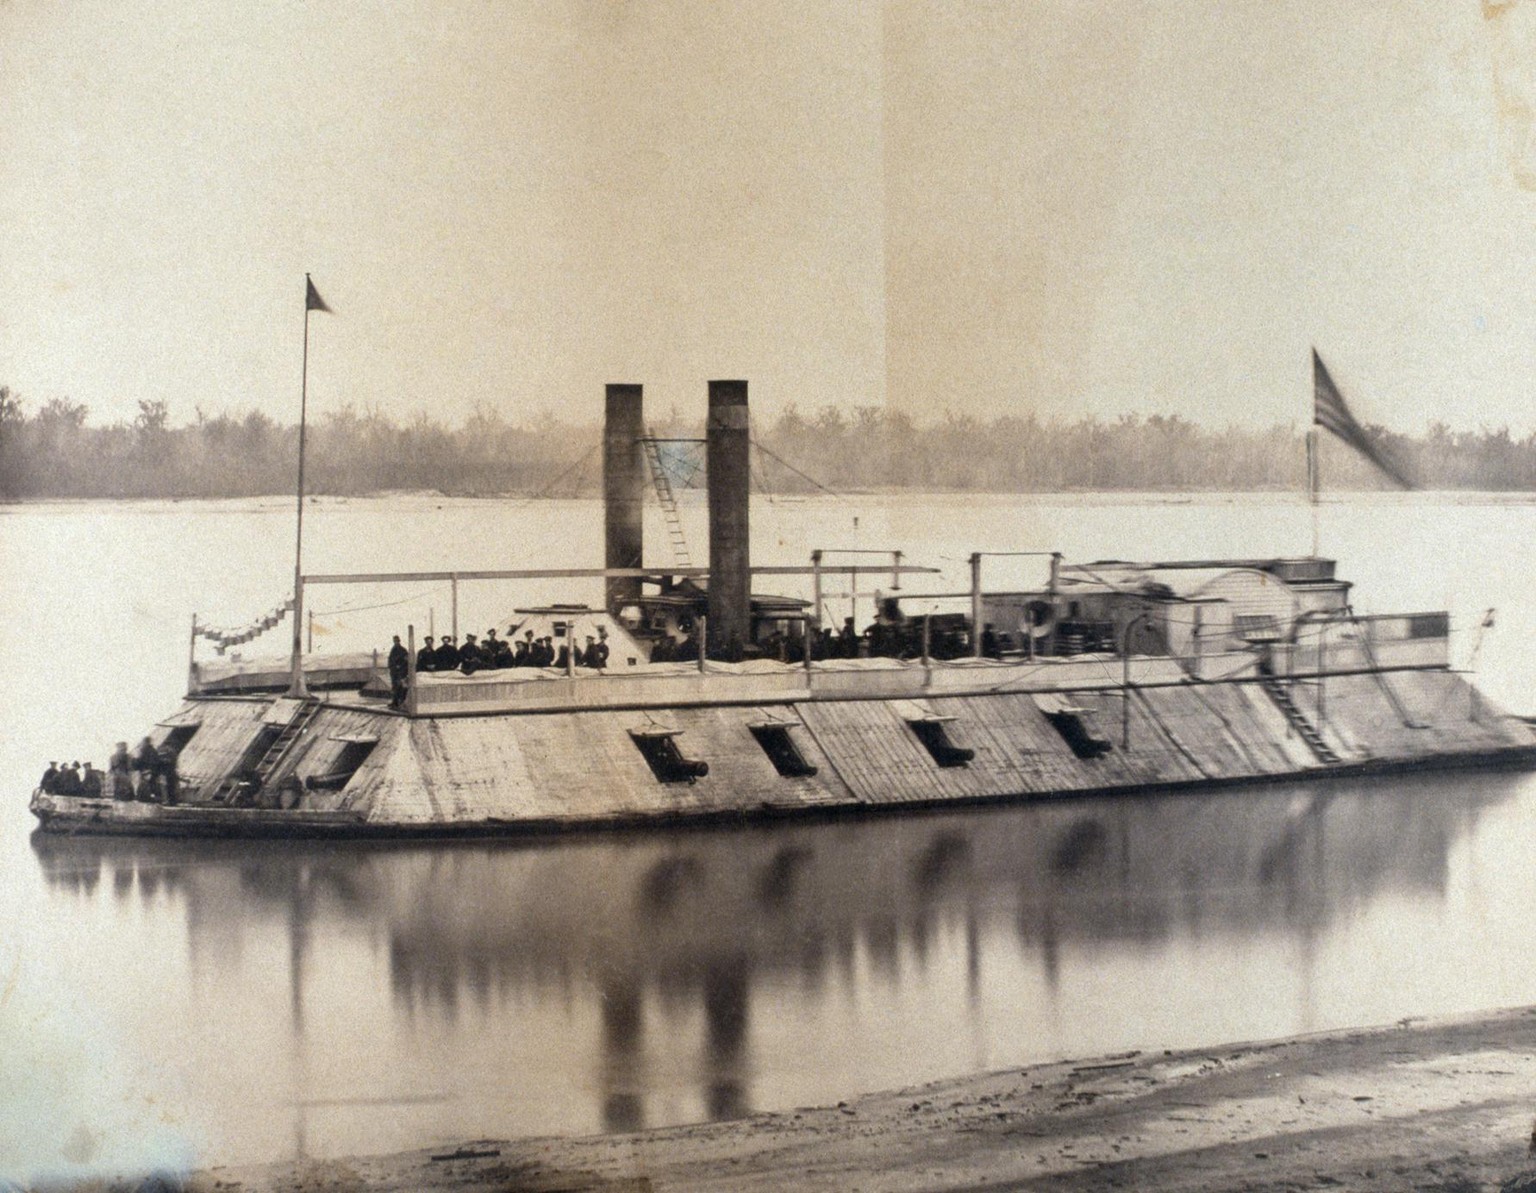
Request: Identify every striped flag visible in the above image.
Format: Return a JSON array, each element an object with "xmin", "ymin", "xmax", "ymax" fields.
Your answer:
[{"xmin": 1313, "ymin": 349, "xmax": 1414, "ymax": 489}]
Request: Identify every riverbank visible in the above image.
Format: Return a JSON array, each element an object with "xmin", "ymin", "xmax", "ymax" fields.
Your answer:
[{"xmin": 129, "ymin": 1006, "xmax": 1536, "ymax": 1192}]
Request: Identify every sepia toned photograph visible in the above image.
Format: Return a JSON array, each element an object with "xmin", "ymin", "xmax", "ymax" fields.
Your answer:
[{"xmin": 4, "ymin": 3, "xmax": 1536, "ymax": 1190}]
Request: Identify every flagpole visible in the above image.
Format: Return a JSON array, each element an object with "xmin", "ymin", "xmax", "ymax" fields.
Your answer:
[
  {"xmin": 1307, "ymin": 425, "xmax": 1320, "ymax": 558},
  {"xmin": 288, "ymin": 276, "xmax": 313, "ymax": 698}
]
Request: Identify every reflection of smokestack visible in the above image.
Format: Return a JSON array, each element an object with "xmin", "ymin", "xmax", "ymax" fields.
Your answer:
[
  {"xmin": 604, "ymin": 384, "xmax": 645, "ymax": 613},
  {"xmin": 706, "ymin": 380, "xmax": 750, "ymax": 654}
]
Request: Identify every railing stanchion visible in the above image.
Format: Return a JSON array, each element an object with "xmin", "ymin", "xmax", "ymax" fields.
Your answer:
[{"xmin": 406, "ymin": 624, "xmax": 417, "ymax": 716}]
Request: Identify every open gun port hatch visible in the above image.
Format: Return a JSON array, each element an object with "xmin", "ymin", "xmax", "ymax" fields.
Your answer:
[
  {"xmin": 304, "ymin": 734, "xmax": 379, "ymax": 791},
  {"xmin": 629, "ymin": 727, "xmax": 710, "ymax": 784},
  {"xmin": 747, "ymin": 721, "xmax": 819, "ymax": 777},
  {"xmin": 1033, "ymin": 693, "xmax": 1113, "ymax": 759},
  {"xmin": 894, "ymin": 704, "xmax": 975, "ymax": 768}
]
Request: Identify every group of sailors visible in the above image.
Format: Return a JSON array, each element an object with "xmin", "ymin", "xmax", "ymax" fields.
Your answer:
[
  {"xmin": 385, "ymin": 625, "xmax": 612, "ymax": 707},
  {"xmin": 40, "ymin": 738, "xmax": 180, "ymax": 803},
  {"xmin": 378, "ymin": 604, "xmax": 1007, "ymax": 704},
  {"xmin": 789, "ymin": 604, "xmax": 997, "ymax": 663},
  {"xmin": 38, "ymin": 760, "xmax": 102, "ymax": 797},
  {"xmin": 407, "ymin": 626, "xmax": 613, "ymax": 674}
]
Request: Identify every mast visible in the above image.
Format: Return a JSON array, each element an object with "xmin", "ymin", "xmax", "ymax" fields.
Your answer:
[{"xmin": 288, "ymin": 275, "xmax": 329, "ymax": 698}]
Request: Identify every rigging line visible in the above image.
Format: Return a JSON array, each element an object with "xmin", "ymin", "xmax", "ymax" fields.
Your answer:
[
  {"xmin": 750, "ymin": 447, "xmax": 778, "ymax": 506},
  {"xmin": 747, "ymin": 411, "xmax": 778, "ymax": 506},
  {"xmin": 505, "ymin": 440, "xmax": 601, "ymax": 509},
  {"xmin": 311, "ymin": 585, "xmax": 452, "ymax": 618},
  {"xmin": 675, "ymin": 443, "xmax": 706, "ymax": 490},
  {"xmin": 748, "ymin": 438, "xmax": 852, "ymax": 503}
]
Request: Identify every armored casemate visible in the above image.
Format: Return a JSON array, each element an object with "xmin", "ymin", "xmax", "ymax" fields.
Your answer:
[{"xmin": 30, "ymin": 380, "xmax": 1536, "ymax": 837}]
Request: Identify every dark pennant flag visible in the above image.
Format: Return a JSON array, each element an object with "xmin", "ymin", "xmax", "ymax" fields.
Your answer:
[
  {"xmin": 1312, "ymin": 349, "xmax": 1414, "ymax": 490},
  {"xmin": 305, "ymin": 275, "xmax": 331, "ymax": 314}
]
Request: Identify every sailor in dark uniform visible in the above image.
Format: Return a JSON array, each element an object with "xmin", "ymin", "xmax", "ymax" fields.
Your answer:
[
  {"xmin": 416, "ymin": 635, "xmax": 437, "ymax": 673},
  {"xmin": 589, "ymin": 628, "xmax": 610, "ymax": 669},
  {"xmin": 435, "ymin": 635, "xmax": 460, "ymax": 671},
  {"xmin": 459, "ymin": 633, "xmax": 483, "ymax": 674},
  {"xmin": 40, "ymin": 761, "xmax": 58, "ymax": 794},
  {"xmin": 132, "ymin": 737, "xmax": 158, "ymax": 800},
  {"xmin": 109, "ymin": 743, "xmax": 133, "ymax": 800},
  {"xmin": 388, "ymin": 634, "xmax": 410, "ymax": 708},
  {"xmin": 155, "ymin": 744, "xmax": 180, "ymax": 804},
  {"xmin": 513, "ymin": 638, "xmax": 530, "ymax": 667}
]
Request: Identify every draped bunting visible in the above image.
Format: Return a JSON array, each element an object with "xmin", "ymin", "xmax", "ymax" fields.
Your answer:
[{"xmin": 196, "ymin": 598, "xmax": 295, "ymax": 655}]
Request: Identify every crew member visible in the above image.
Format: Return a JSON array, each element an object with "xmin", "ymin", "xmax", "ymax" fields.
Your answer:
[
  {"xmin": 40, "ymin": 761, "xmax": 58, "ymax": 794},
  {"xmin": 459, "ymin": 633, "xmax": 483, "ymax": 674},
  {"xmin": 388, "ymin": 634, "xmax": 410, "ymax": 708},
  {"xmin": 133, "ymin": 736, "xmax": 158, "ymax": 800},
  {"xmin": 155, "ymin": 743, "xmax": 180, "ymax": 804},
  {"xmin": 109, "ymin": 743, "xmax": 133, "ymax": 800},
  {"xmin": 416, "ymin": 635, "xmax": 437, "ymax": 672}
]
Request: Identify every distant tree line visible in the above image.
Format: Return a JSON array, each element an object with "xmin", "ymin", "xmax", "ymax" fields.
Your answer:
[{"xmin": 2, "ymin": 386, "xmax": 1534, "ymax": 500}]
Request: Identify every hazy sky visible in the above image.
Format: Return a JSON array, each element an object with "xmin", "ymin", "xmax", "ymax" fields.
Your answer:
[{"xmin": 3, "ymin": 1, "xmax": 1535, "ymax": 432}]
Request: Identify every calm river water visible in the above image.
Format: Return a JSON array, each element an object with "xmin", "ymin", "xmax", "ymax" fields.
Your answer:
[{"xmin": 2, "ymin": 491, "xmax": 1534, "ymax": 1180}]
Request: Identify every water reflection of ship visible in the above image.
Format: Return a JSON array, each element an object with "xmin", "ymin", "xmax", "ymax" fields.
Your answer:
[{"xmin": 29, "ymin": 770, "xmax": 1521, "ymax": 1133}]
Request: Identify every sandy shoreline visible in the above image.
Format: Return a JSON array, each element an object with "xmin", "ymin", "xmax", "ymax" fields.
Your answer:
[{"xmin": 60, "ymin": 1006, "xmax": 1536, "ymax": 1192}]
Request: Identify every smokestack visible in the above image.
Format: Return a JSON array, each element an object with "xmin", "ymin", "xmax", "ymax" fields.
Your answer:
[
  {"xmin": 707, "ymin": 379, "xmax": 751, "ymax": 655},
  {"xmin": 604, "ymin": 384, "xmax": 645, "ymax": 613}
]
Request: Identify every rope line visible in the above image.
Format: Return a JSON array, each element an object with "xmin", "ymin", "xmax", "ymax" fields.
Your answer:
[
  {"xmin": 505, "ymin": 441, "xmax": 601, "ymax": 509},
  {"xmin": 311, "ymin": 585, "xmax": 452, "ymax": 617},
  {"xmin": 749, "ymin": 438, "xmax": 851, "ymax": 503}
]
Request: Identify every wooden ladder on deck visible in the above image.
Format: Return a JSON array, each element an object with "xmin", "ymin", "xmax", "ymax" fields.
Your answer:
[
  {"xmin": 1261, "ymin": 678, "xmax": 1342, "ymax": 764},
  {"xmin": 212, "ymin": 698, "xmax": 322, "ymax": 803},
  {"xmin": 642, "ymin": 434, "xmax": 692, "ymax": 567}
]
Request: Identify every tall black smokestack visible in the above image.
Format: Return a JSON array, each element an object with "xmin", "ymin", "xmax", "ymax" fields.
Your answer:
[
  {"xmin": 706, "ymin": 379, "xmax": 751, "ymax": 655},
  {"xmin": 604, "ymin": 383, "xmax": 645, "ymax": 613}
]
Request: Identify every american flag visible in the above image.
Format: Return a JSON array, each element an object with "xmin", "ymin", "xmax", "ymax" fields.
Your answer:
[{"xmin": 1312, "ymin": 349, "xmax": 1414, "ymax": 490}]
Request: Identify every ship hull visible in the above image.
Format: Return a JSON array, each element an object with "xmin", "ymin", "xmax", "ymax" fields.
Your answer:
[
  {"xmin": 29, "ymin": 746, "xmax": 1536, "ymax": 840},
  {"xmin": 30, "ymin": 662, "xmax": 1536, "ymax": 839}
]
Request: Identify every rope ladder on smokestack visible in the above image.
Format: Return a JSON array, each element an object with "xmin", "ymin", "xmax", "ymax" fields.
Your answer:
[{"xmin": 641, "ymin": 434, "xmax": 695, "ymax": 567}]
